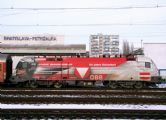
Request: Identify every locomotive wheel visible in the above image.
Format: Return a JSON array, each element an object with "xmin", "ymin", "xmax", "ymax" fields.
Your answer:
[
  {"xmin": 109, "ymin": 82, "xmax": 118, "ymax": 89},
  {"xmin": 134, "ymin": 82, "xmax": 143, "ymax": 89},
  {"xmin": 53, "ymin": 81, "xmax": 62, "ymax": 88},
  {"xmin": 29, "ymin": 81, "xmax": 38, "ymax": 88}
]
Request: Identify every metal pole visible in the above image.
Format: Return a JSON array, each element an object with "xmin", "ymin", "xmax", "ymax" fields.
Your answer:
[{"xmin": 141, "ymin": 40, "xmax": 143, "ymax": 55}]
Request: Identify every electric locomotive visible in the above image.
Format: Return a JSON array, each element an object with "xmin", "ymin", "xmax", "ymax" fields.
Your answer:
[{"xmin": 7, "ymin": 54, "xmax": 161, "ymax": 88}]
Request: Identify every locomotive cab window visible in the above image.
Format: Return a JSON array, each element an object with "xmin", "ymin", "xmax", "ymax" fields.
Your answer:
[
  {"xmin": 16, "ymin": 62, "xmax": 22, "ymax": 69},
  {"xmin": 22, "ymin": 62, "xmax": 28, "ymax": 68},
  {"xmin": 145, "ymin": 62, "xmax": 151, "ymax": 68},
  {"xmin": 16, "ymin": 62, "xmax": 28, "ymax": 69}
]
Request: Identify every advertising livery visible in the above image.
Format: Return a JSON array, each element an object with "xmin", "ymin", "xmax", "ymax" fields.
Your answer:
[{"xmin": 1, "ymin": 55, "xmax": 159, "ymax": 88}]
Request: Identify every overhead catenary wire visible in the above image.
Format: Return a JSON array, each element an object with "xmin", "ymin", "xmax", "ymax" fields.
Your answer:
[
  {"xmin": 0, "ymin": 5, "xmax": 166, "ymax": 11},
  {"xmin": 0, "ymin": 23, "xmax": 166, "ymax": 27},
  {"xmin": 66, "ymin": 35, "xmax": 166, "ymax": 38}
]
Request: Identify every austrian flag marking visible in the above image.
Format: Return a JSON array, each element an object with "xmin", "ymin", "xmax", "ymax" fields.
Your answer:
[
  {"xmin": 140, "ymin": 72, "xmax": 151, "ymax": 80},
  {"xmin": 74, "ymin": 67, "xmax": 90, "ymax": 79}
]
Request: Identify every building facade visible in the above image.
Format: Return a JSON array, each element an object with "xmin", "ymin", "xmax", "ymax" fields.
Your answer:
[
  {"xmin": 89, "ymin": 34, "xmax": 119, "ymax": 57},
  {"xmin": 0, "ymin": 34, "xmax": 86, "ymax": 55},
  {"xmin": 144, "ymin": 43, "xmax": 166, "ymax": 69},
  {"xmin": 144, "ymin": 43, "xmax": 166, "ymax": 79}
]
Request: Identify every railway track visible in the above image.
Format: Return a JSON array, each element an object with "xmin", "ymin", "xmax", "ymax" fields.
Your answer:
[
  {"xmin": 1, "ymin": 88, "xmax": 166, "ymax": 104},
  {"xmin": 1, "ymin": 86, "xmax": 166, "ymax": 91},
  {"xmin": 1, "ymin": 88, "xmax": 166, "ymax": 119},
  {"xmin": 1, "ymin": 109, "xmax": 166, "ymax": 119}
]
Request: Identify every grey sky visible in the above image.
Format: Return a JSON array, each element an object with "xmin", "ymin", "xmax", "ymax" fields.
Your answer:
[{"xmin": 0, "ymin": 0, "xmax": 166, "ymax": 50}]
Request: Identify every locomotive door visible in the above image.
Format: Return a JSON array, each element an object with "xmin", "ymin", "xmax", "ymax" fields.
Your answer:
[
  {"xmin": 61, "ymin": 62, "xmax": 69, "ymax": 80},
  {"xmin": 0, "ymin": 62, "xmax": 4, "ymax": 82}
]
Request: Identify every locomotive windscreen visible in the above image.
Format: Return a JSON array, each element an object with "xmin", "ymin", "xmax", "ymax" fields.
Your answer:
[{"xmin": 16, "ymin": 62, "xmax": 28, "ymax": 69}]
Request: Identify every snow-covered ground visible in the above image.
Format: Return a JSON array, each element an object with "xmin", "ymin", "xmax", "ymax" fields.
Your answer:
[
  {"xmin": 157, "ymin": 83, "xmax": 166, "ymax": 88},
  {"xmin": 1, "ymin": 104, "xmax": 166, "ymax": 110}
]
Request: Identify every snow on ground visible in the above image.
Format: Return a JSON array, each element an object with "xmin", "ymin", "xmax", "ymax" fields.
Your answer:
[
  {"xmin": 1, "ymin": 104, "xmax": 166, "ymax": 110},
  {"xmin": 157, "ymin": 83, "xmax": 166, "ymax": 88}
]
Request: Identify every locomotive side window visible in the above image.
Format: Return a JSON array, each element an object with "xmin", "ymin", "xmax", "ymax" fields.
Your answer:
[{"xmin": 145, "ymin": 62, "xmax": 151, "ymax": 68}]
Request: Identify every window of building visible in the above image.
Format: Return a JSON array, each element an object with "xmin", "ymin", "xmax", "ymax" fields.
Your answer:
[
  {"xmin": 92, "ymin": 36, "xmax": 98, "ymax": 39},
  {"xmin": 104, "ymin": 36, "xmax": 110, "ymax": 39},
  {"xmin": 111, "ymin": 41, "xmax": 119, "ymax": 45}
]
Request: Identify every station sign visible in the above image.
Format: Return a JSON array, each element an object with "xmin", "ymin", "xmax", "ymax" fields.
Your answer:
[{"xmin": 0, "ymin": 34, "xmax": 64, "ymax": 45}]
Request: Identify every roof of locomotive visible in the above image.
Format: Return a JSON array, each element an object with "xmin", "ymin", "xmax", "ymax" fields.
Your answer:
[{"xmin": 136, "ymin": 55, "xmax": 152, "ymax": 62}]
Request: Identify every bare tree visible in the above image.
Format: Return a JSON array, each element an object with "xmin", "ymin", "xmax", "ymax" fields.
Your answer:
[
  {"xmin": 122, "ymin": 40, "xmax": 130, "ymax": 56},
  {"xmin": 130, "ymin": 42, "xmax": 134, "ymax": 54}
]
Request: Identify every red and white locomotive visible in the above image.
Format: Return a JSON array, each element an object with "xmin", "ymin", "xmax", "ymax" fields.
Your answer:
[{"xmin": 0, "ymin": 54, "xmax": 161, "ymax": 88}]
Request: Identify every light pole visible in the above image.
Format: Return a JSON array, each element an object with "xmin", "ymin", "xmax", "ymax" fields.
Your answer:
[{"xmin": 141, "ymin": 40, "xmax": 143, "ymax": 49}]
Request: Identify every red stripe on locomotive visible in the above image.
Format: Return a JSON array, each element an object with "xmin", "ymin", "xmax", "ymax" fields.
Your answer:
[
  {"xmin": 140, "ymin": 72, "xmax": 151, "ymax": 80},
  {"xmin": 140, "ymin": 77, "xmax": 150, "ymax": 80},
  {"xmin": 140, "ymin": 72, "xmax": 150, "ymax": 75}
]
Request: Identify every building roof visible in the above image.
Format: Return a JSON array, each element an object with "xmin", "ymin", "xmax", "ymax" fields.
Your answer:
[
  {"xmin": 0, "ymin": 44, "xmax": 86, "ymax": 55},
  {"xmin": 144, "ymin": 43, "xmax": 166, "ymax": 44}
]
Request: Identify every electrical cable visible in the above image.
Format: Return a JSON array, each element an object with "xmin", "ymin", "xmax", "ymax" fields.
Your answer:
[
  {"xmin": 0, "ymin": 5, "xmax": 166, "ymax": 11},
  {"xmin": 0, "ymin": 23, "xmax": 165, "ymax": 27}
]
